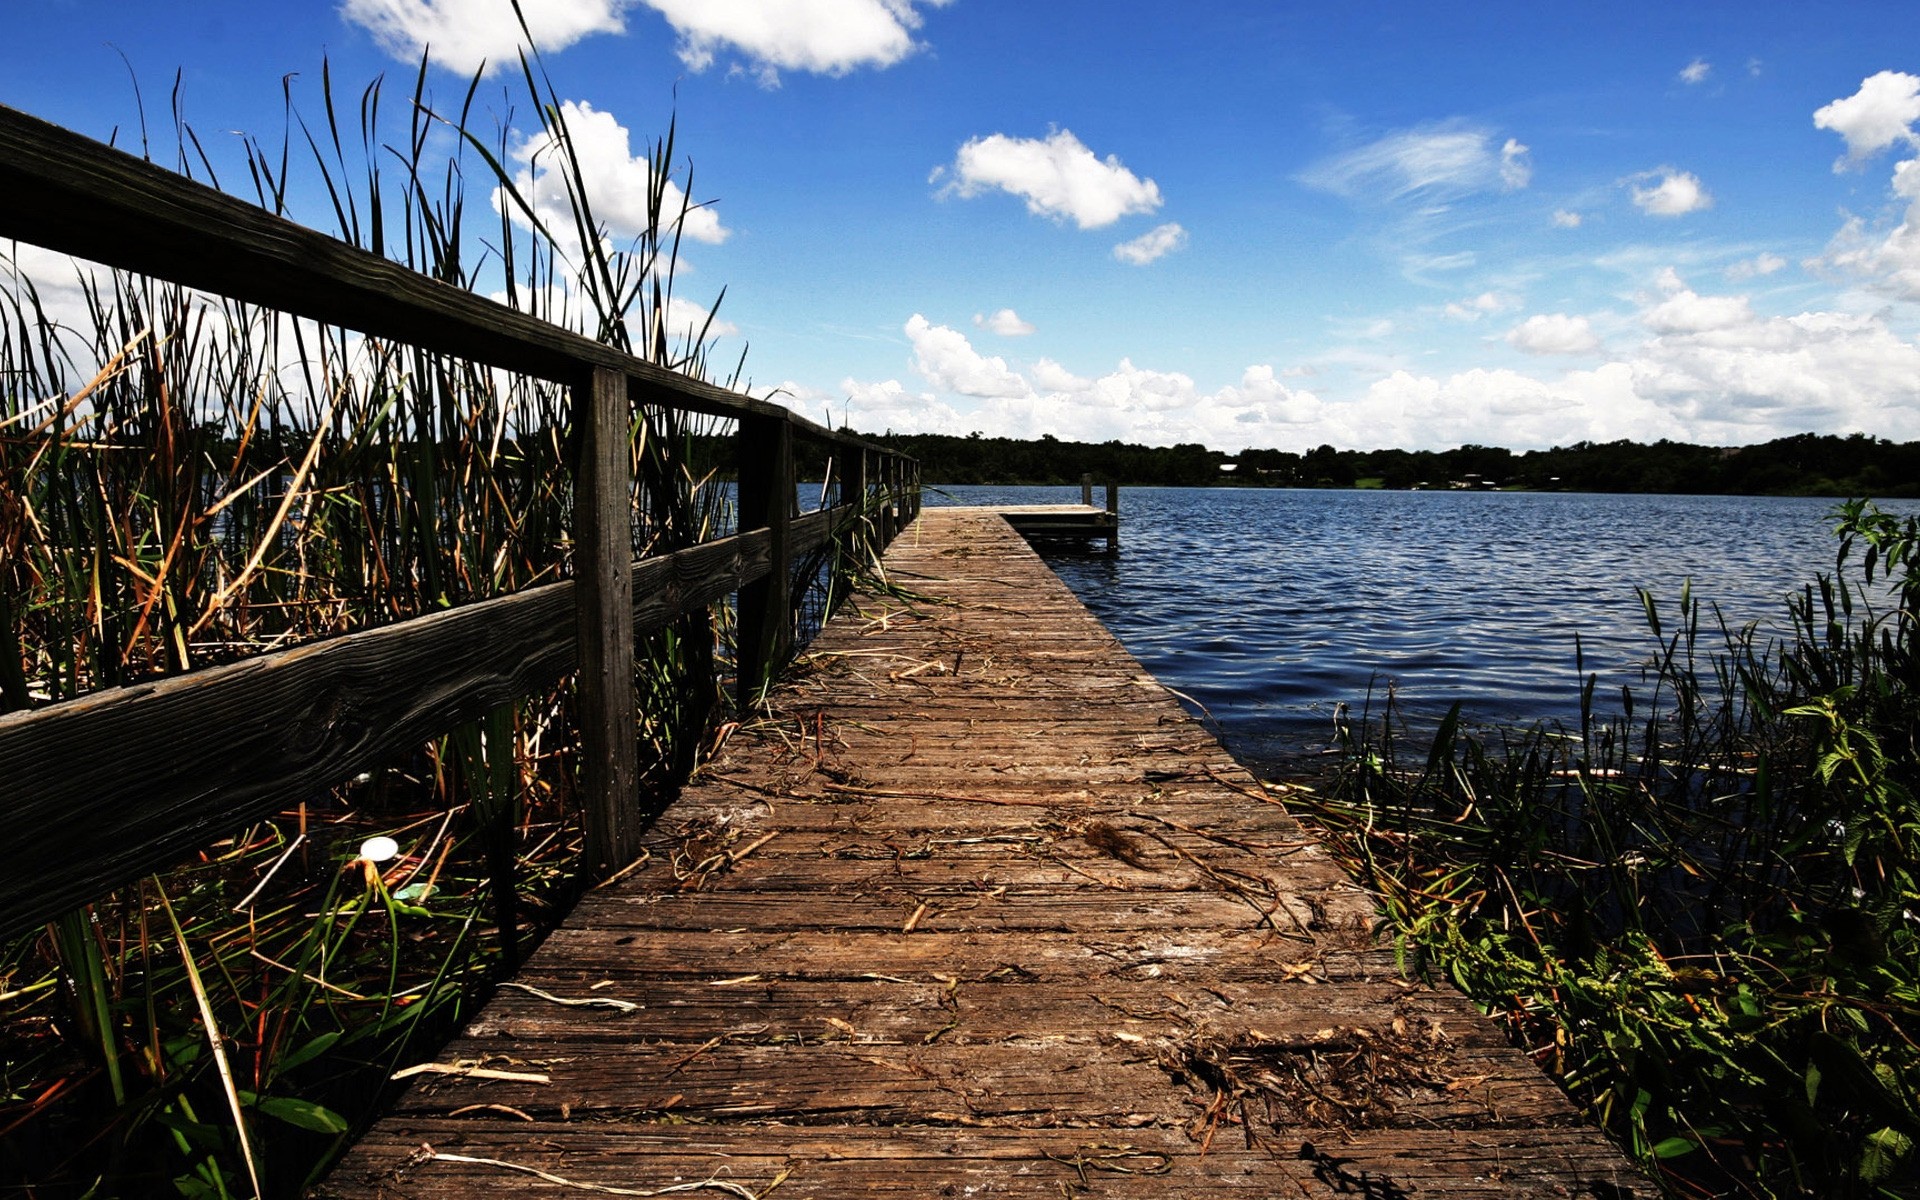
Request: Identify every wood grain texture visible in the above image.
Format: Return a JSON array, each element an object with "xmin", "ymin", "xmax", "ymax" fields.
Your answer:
[
  {"xmin": 0, "ymin": 517, "xmax": 831, "ymax": 940},
  {"xmin": 321, "ymin": 509, "xmax": 1653, "ymax": 1198},
  {"xmin": 575, "ymin": 367, "xmax": 642, "ymax": 874}
]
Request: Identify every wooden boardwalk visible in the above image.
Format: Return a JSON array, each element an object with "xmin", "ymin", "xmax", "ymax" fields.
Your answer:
[{"xmin": 319, "ymin": 508, "xmax": 1651, "ymax": 1199}]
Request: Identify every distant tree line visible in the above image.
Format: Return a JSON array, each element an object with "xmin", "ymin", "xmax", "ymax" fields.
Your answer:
[{"xmin": 842, "ymin": 430, "xmax": 1920, "ymax": 497}]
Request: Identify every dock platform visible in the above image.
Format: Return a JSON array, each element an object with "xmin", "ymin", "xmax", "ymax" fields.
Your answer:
[{"xmin": 319, "ymin": 508, "xmax": 1649, "ymax": 1198}]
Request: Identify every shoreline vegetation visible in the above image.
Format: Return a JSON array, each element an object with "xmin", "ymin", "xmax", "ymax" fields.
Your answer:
[
  {"xmin": 2, "ymin": 43, "xmax": 766, "ymax": 1196},
  {"xmin": 864, "ymin": 430, "xmax": 1920, "ymax": 497},
  {"xmin": 1277, "ymin": 499, "xmax": 1920, "ymax": 1198}
]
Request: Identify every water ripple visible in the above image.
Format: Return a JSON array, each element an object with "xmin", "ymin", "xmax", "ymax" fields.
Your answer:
[{"xmin": 927, "ymin": 486, "xmax": 1904, "ymax": 773}]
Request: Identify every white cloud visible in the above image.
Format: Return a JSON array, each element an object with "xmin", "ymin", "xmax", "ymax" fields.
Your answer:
[
  {"xmin": 1814, "ymin": 70, "xmax": 1920, "ymax": 170},
  {"xmin": 836, "ymin": 291, "xmax": 1920, "ymax": 450},
  {"xmin": 497, "ymin": 99, "xmax": 728, "ymax": 264},
  {"xmin": 1500, "ymin": 138, "xmax": 1533, "ymax": 189},
  {"xmin": 1445, "ymin": 291, "xmax": 1515, "ymax": 321},
  {"xmin": 939, "ymin": 129, "xmax": 1163, "ymax": 229},
  {"xmin": 341, "ymin": 0, "xmax": 626, "ymax": 76},
  {"xmin": 660, "ymin": 294, "xmax": 738, "ymax": 340},
  {"xmin": 904, "ymin": 314, "xmax": 1029, "ymax": 398},
  {"xmin": 973, "ymin": 308, "xmax": 1035, "ymax": 336},
  {"xmin": 1030, "ymin": 357, "xmax": 1090, "ymax": 392},
  {"xmin": 1506, "ymin": 313, "xmax": 1601, "ymax": 355},
  {"xmin": 1112, "ymin": 222, "xmax": 1189, "ymax": 265},
  {"xmin": 1631, "ymin": 168, "xmax": 1712, "ymax": 217},
  {"xmin": 1303, "ymin": 121, "xmax": 1533, "ymax": 201},
  {"xmin": 638, "ymin": 0, "xmax": 943, "ymax": 83},
  {"xmin": 1552, "ymin": 209, "xmax": 1583, "ymax": 228},
  {"xmin": 1725, "ymin": 252, "xmax": 1786, "ymax": 281},
  {"xmin": 1812, "ymin": 88, "xmax": 1920, "ymax": 300},
  {"xmin": 1643, "ymin": 287, "xmax": 1755, "ymax": 334},
  {"xmin": 1678, "ymin": 58, "xmax": 1711, "ymax": 85}
]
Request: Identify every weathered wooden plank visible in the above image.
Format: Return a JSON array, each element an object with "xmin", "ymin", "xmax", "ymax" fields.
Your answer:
[
  {"xmin": 320, "ymin": 1123, "xmax": 1654, "ymax": 1200},
  {"xmin": 495, "ymin": 928, "xmax": 1377, "ymax": 986},
  {"xmin": 385, "ymin": 1037, "xmax": 1568, "ymax": 1129},
  {"xmin": 323, "ymin": 509, "xmax": 1648, "ymax": 1198},
  {"xmin": 463, "ymin": 976, "xmax": 1484, "ymax": 1045}
]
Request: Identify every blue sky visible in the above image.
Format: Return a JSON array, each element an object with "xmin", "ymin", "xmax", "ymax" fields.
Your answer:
[{"xmin": 7, "ymin": 1, "xmax": 1920, "ymax": 451}]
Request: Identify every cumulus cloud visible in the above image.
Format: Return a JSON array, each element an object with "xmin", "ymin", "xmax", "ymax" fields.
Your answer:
[
  {"xmin": 1631, "ymin": 168, "xmax": 1712, "ymax": 216},
  {"xmin": 341, "ymin": 0, "xmax": 626, "ymax": 76},
  {"xmin": 904, "ymin": 314, "xmax": 1029, "ymax": 398},
  {"xmin": 1725, "ymin": 252, "xmax": 1786, "ymax": 281},
  {"xmin": 639, "ymin": 0, "xmax": 943, "ymax": 82},
  {"xmin": 1302, "ymin": 121, "xmax": 1533, "ymax": 201},
  {"xmin": 496, "ymin": 99, "xmax": 728, "ymax": 263},
  {"xmin": 937, "ymin": 129, "xmax": 1163, "ymax": 229},
  {"xmin": 1812, "ymin": 79, "xmax": 1920, "ymax": 300},
  {"xmin": 1814, "ymin": 70, "xmax": 1920, "ymax": 169},
  {"xmin": 1552, "ymin": 208, "xmax": 1583, "ymax": 228},
  {"xmin": 1678, "ymin": 58, "xmax": 1711, "ymax": 85},
  {"xmin": 973, "ymin": 308, "xmax": 1035, "ymax": 336},
  {"xmin": 1643, "ymin": 287, "xmax": 1755, "ymax": 334},
  {"xmin": 1113, "ymin": 222, "xmax": 1189, "ymax": 265},
  {"xmin": 1506, "ymin": 313, "xmax": 1601, "ymax": 355}
]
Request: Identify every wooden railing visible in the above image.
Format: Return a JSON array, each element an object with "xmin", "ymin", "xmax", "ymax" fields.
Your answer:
[{"xmin": 0, "ymin": 105, "xmax": 920, "ymax": 942}]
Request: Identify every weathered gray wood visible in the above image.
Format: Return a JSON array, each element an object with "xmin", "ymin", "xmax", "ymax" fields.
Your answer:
[
  {"xmin": 733, "ymin": 414, "xmax": 794, "ymax": 708},
  {"xmin": 324, "ymin": 509, "xmax": 1651, "ymax": 1199},
  {"xmin": 574, "ymin": 367, "xmax": 641, "ymax": 875},
  {"xmin": 321, "ymin": 1123, "xmax": 1654, "ymax": 1200},
  {"xmin": 0, "ymin": 520, "xmax": 828, "ymax": 941}
]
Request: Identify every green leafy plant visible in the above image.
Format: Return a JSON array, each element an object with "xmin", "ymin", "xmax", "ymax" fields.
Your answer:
[{"xmin": 1289, "ymin": 500, "xmax": 1920, "ymax": 1198}]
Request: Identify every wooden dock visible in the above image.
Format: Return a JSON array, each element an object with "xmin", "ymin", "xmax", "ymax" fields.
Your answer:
[{"xmin": 319, "ymin": 508, "xmax": 1651, "ymax": 1199}]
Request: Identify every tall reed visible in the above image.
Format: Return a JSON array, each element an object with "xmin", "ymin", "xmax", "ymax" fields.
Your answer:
[
  {"xmin": 1289, "ymin": 500, "xmax": 1920, "ymax": 1197},
  {"xmin": 2, "ymin": 40, "xmax": 742, "ymax": 1195}
]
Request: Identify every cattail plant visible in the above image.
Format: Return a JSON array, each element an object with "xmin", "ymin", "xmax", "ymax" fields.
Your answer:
[{"xmin": 2, "ymin": 35, "xmax": 745, "ymax": 1195}]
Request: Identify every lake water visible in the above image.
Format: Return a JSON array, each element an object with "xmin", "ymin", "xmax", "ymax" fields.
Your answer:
[{"xmin": 921, "ymin": 485, "xmax": 1898, "ymax": 776}]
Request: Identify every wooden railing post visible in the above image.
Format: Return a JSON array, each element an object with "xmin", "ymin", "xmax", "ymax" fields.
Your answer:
[
  {"xmin": 575, "ymin": 366, "xmax": 639, "ymax": 876},
  {"xmin": 735, "ymin": 414, "xmax": 793, "ymax": 709},
  {"xmin": 828, "ymin": 445, "xmax": 870, "ymax": 616}
]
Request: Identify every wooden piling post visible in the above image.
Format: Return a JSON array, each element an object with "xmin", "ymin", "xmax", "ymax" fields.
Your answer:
[
  {"xmin": 1105, "ymin": 483, "xmax": 1120, "ymax": 552},
  {"xmin": 575, "ymin": 366, "xmax": 639, "ymax": 875},
  {"xmin": 1081, "ymin": 474, "xmax": 1093, "ymax": 507},
  {"xmin": 736, "ymin": 414, "xmax": 794, "ymax": 709}
]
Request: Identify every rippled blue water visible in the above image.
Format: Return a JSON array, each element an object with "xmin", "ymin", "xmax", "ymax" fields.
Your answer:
[{"xmin": 923, "ymin": 485, "xmax": 1897, "ymax": 774}]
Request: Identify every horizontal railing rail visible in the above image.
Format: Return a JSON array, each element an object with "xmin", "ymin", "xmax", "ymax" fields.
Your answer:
[{"xmin": 0, "ymin": 104, "xmax": 921, "ymax": 942}]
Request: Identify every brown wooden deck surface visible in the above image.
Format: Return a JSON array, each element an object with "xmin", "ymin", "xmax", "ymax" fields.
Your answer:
[{"xmin": 318, "ymin": 508, "xmax": 1651, "ymax": 1199}]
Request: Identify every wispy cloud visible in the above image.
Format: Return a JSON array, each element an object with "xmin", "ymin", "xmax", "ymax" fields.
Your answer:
[
  {"xmin": 1678, "ymin": 58, "xmax": 1711, "ymax": 85},
  {"xmin": 1113, "ymin": 222, "xmax": 1189, "ymax": 265},
  {"xmin": 1302, "ymin": 120, "xmax": 1533, "ymax": 202}
]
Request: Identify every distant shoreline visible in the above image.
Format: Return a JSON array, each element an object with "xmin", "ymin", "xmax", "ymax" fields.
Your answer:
[{"xmin": 853, "ymin": 429, "xmax": 1920, "ymax": 498}]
